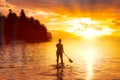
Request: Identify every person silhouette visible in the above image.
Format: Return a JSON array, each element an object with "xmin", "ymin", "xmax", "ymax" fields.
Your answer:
[{"xmin": 56, "ymin": 39, "xmax": 64, "ymax": 67}]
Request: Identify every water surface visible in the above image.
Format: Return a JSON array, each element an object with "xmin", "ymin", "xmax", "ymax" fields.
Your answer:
[{"xmin": 0, "ymin": 38, "xmax": 120, "ymax": 80}]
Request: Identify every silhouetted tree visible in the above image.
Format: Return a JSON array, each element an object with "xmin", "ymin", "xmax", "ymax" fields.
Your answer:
[
  {"xmin": 4, "ymin": 9, "xmax": 13, "ymax": 39},
  {"xmin": 0, "ymin": 13, "xmax": 4, "ymax": 43},
  {"xmin": 29, "ymin": 16, "xmax": 34, "ymax": 23},
  {"xmin": 1, "ymin": 9, "xmax": 52, "ymax": 43},
  {"xmin": 4, "ymin": 9, "xmax": 18, "ymax": 40},
  {"xmin": 19, "ymin": 9, "xmax": 27, "ymax": 21}
]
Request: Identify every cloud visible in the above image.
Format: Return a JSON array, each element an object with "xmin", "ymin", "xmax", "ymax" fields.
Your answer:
[
  {"xmin": 112, "ymin": 18, "xmax": 120, "ymax": 29},
  {"xmin": 0, "ymin": 0, "xmax": 5, "ymax": 2},
  {"xmin": 0, "ymin": 0, "xmax": 15, "ymax": 15},
  {"xmin": 1, "ymin": 0, "xmax": 120, "ymax": 33},
  {"xmin": 7, "ymin": 0, "xmax": 120, "ymax": 12}
]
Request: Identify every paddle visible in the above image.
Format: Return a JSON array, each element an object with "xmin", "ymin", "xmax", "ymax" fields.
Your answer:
[{"xmin": 63, "ymin": 52, "xmax": 73, "ymax": 63}]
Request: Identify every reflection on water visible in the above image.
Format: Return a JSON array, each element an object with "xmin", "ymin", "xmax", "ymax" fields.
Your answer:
[
  {"xmin": 56, "ymin": 68, "xmax": 64, "ymax": 80},
  {"xmin": 0, "ymin": 38, "xmax": 120, "ymax": 80},
  {"xmin": 85, "ymin": 46, "xmax": 95, "ymax": 80}
]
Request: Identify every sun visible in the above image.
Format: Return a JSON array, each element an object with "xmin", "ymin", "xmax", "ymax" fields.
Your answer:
[
  {"xmin": 81, "ymin": 28, "xmax": 101, "ymax": 39},
  {"xmin": 67, "ymin": 17, "xmax": 113, "ymax": 39}
]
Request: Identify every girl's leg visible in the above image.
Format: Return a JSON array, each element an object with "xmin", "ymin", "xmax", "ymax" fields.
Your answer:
[
  {"xmin": 60, "ymin": 53, "xmax": 63, "ymax": 66},
  {"xmin": 56, "ymin": 53, "xmax": 59, "ymax": 66}
]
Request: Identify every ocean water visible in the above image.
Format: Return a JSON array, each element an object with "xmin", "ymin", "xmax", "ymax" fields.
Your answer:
[{"xmin": 0, "ymin": 38, "xmax": 120, "ymax": 80}]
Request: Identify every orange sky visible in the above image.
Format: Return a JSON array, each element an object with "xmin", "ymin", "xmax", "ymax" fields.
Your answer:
[
  {"xmin": 1, "ymin": 0, "xmax": 120, "ymax": 18},
  {"xmin": 1, "ymin": 0, "xmax": 120, "ymax": 37}
]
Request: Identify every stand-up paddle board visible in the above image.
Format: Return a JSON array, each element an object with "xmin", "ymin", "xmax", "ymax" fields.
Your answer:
[{"xmin": 52, "ymin": 63, "xmax": 65, "ymax": 69}]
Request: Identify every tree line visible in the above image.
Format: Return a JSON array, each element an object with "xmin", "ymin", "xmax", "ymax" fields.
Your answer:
[{"xmin": 0, "ymin": 9, "xmax": 52, "ymax": 43}]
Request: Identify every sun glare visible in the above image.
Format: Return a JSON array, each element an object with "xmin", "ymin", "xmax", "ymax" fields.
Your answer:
[
  {"xmin": 67, "ymin": 18, "xmax": 113, "ymax": 39},
  {"xmin": 81, "ymin": 28, "xmax": 100, "ymax": 39}
]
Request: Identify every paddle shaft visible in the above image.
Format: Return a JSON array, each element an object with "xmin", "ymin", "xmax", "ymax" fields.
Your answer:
[
  {"xmin": 63, "ymin": 52, "xmax": 73, "ymax": 63},
  {"xmin": 63, "ymin": 52, "xmax": 69, "ymax": 59}
]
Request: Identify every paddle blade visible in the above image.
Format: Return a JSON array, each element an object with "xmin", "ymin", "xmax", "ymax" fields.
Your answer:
[{"xmin": 69, "ymin": 58, "xmax": 73, "ymax": 63}]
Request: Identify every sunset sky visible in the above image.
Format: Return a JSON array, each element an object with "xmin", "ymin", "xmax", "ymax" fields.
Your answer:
[{"xmin": 1, "ymin": 0, "xmax": 120, "ymax": 38}]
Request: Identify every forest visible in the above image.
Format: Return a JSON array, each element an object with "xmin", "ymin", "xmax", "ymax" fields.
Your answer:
[{"xmin": 0, "ymin": 9, "xmax": 52, "ymax": 43}]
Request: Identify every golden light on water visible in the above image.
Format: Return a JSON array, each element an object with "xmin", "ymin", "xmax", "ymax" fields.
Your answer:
[
  {"xmin": 84, "ymin": 46, "xmax": 95, "ymax": 80},
  {"xmin": 80, "ymin": 44, "xmax": 99, "ymax": 80}
]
